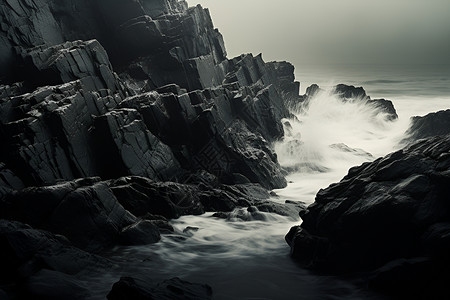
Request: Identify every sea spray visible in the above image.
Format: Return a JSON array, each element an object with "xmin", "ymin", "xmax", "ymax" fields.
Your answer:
[{"xmin": 274, "ymin": 88, "xmax": 409, "ymax": 202}]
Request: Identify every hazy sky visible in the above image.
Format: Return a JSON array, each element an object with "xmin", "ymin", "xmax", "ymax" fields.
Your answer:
[{"xmin": 194, "ymin": 0, "xmax": 450, "ymax": 66}]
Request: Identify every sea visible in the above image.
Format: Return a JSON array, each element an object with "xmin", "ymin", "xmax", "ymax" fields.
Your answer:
[{"xmin": 87, "ymin": 64, "xmax": 450, "ymax": 299}]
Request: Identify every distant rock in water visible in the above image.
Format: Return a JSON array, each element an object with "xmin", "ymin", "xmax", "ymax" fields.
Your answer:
[
  {"xmin": 333, "ymin": 83, "xmax": 369, "ymax": 100},
  {"xmin": 286, "ymin": 134, "xmax": 450, "ymax": 298},
  {"xmin": 403, "ymin": 109, "xmax": 450, "ymax": 144},
  {"xmin": 295, "ymin": 83, "xmax": 398, "ymax": 121},
  {"xmin": 334, "ymin": 84, "xmax": 398, "ymax": 121}
]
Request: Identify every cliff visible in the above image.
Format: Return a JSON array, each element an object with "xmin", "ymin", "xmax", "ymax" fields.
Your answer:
[
  {"xmin": 0, "ymin": 0, "xmax": 304, "ymax": 193},
  {"xmin": 0, "ymin": 0, "xmax": 303, "ymax": 298}
]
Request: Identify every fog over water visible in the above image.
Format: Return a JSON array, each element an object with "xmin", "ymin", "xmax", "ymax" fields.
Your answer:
[{"xmin": 195, "ymin": 0, "xmax": 450, "ymax": 66}]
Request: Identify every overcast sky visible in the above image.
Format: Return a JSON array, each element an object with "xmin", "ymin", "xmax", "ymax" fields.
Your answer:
[{"xmin": 194, "ymin": 0, "xmax": 450, "ymax": 66}]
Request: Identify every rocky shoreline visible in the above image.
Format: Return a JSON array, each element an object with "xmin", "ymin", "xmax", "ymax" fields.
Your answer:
[
  {"xmin": 286, "ymin": 115, "xmax": 450, "ymax": 298},
  {"xmin": 1, "ymin": 0, "xmax": 449, "ymax": 299}
]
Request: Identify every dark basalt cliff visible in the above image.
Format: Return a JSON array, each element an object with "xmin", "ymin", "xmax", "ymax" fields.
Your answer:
[
  {"xmin": 0, "ymin": 0, "xmax": 303, "ymax": 193},
  {"xmin": 0, "ymin": 0, "xmax": 302, "ymax": 298}
]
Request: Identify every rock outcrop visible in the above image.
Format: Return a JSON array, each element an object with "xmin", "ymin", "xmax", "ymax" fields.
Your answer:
[
  {"xmin": 0, "ymin": 0, "xmax": 298, "ymax": 191},
  {"xmin": 0, "ymin": 177, "xmax": 136, "ymax": 252},
  {"xmin": 0, "ymin": 219, "xmax": 108, "ymax": 299},
  {"xmin": 292, "ymin": 83, "xmax": 398, "ymax": 121},
  {"xmin": 0, "ymin": 174, "xmax": 285, "ymax": 251},
  {"xmin": 334, "ymin": 84, "xmax": 398, "ymax": 121},
  {"xmin": 0, "ymin": 0, "xmax": 301, "ymax": 299},
  {"xmin": 286, "ymin": 134, "xmax": 450, "ymax": 297},
  {"xmin": 403, "ymin": 109, "xmax": 450, "ymax": 144}
]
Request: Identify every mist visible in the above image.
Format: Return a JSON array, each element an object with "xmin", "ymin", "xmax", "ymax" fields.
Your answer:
[{"xmin": 195, "ymin": 0, "xmax": 450, "ymax": 66}]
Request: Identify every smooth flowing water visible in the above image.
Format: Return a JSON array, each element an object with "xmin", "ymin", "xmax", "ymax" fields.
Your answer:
[{"xmin": 87, "ymin": 64, "xmax": 450, "ymax": 299}]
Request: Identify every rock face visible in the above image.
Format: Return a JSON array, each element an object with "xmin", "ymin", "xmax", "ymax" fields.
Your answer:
[
  {"xmin": 404, "ymin": 109, "xmax": 450, "ymax": 144},
  {"xmin": 286, "ymin": 134, "xmax": 450, "ymax": 297},
  {"xmin": 0, "ymin": 177, "xmax": 136, "ymax": 252},
  {"xmin": 108, "ymin": 175, "xmax": 274, "ymax": 218},
  {"xmin": 0, "ymin": 4, "xmax": 301, "ymax": 298},
  {"xmin": 0, "ymin": 0, "xmax": 298, "ymax": 190}
]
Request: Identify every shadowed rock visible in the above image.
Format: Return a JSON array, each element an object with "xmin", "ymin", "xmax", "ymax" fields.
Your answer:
[
  {"xmin": 0, "ymin": 178, "xmax": 136, "ymax": 252},
  {"xmin": 0, "ymin": 0, "xmax": 306, "ymax": 299},
  {"xmin": 22, "ymin": 269, "xmax": 91, "ymax": 300},
  {"xmin": 0, "ymin": 219, "xmax": 108, "ymax": 288},
  {"xmin": 118, "ymin": 219, "xmax": 161, "ymax": 246},
  {"xmin": 403, "ymin": 109, "xmax": 450, "ymax": 144},
  {"xmin": 107, "ymin": 276, "xmax": 213, "ymax": 300},
  {"xmin": 286, "ymin": 134, "xmax": 450, "ymax": 297}
]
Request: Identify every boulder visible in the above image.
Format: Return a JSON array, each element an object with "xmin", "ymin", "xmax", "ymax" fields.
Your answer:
[
  {"xmin": 107, "ymin": 276, "xmax": 213, "ymax": 300},
  {"xmin": 0, "ymin": 178, "xmax": 135, "ymax": 252},
  {"xmin": 108, "ymin": 176, "xmax": 204, "ymax": 219},
  {"xmin": 118, "ymin": 220, "xmax": 161, "ymax": 246},
  {"xmin": 108, "ymin": 176, "xmax": 282, "ymax": 218},
  {"xmin": 221, "ymin": 202, "xmax": 303, "ymax": 222},
  {"xmin": 0, "ymin": 219, "xmax": 107, "ymax": 282}
]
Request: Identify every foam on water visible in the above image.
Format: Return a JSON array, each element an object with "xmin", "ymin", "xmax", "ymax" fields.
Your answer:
[
  {"xmin": 85, "ymin": 77, "xmax": 450, "ymax": 299},
  {"xmin": 274, "ymin": 88, "xmax": 410, "ymax": 202},
  {"xmin": 87, "ymin": 212, "xmax": 379, "ymax": 299}
]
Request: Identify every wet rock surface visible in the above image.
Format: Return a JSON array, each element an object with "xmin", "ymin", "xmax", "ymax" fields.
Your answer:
[{"xmin": 0, "ymin": 3, "xmax": 294, "ymax": 189}]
